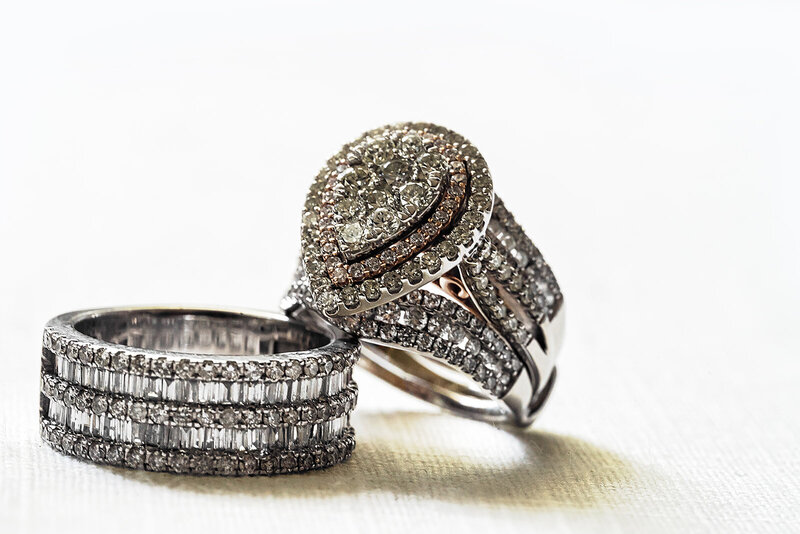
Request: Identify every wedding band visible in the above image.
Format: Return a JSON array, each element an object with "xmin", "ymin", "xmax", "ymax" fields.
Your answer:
[
  {"xmin": 282, "ymin": 123, "xmax": 563, "ymax": 426},
  {"xmin": 40, "ymin": 307, "xmax": 359, "ymax": 475}
]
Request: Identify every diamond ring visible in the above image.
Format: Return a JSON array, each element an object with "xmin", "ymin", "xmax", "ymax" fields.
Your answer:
[
  {"xmin": 283, "ymin": 122, "xmax": 564, "ymax": 426},
  {"xmin": 40, "ymin": 307, "xmax": 359, "ymax": 475}
]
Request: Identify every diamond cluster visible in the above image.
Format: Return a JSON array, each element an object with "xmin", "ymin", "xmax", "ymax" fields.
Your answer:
[
  {"xmin": 300, "ymin": 122, "xmax": 494, "ymax": 316},
  {"xmin": 40, "ymin": 310, "xmax": 359, "ymax": 476}
]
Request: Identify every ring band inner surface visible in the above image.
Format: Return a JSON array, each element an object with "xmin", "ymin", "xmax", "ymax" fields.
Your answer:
[{"xmin": 74, "ymin": 310, "xmax": 328, "ymax": 356}]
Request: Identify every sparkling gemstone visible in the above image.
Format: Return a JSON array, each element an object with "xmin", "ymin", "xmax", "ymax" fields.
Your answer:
[
  {"xmin": 220, "ymin": 408, "xmax": 236, "ymax": 428},
  {"xmin": 472, "ymin": 193, "xmax": 491, "ymax": 210},
  {"xmin": 383, "ymin": 272, "xmax": 403, "ymax": 294},
  {"xmin": 438, "ymin": 242, "xmax": 459, "ymax": 260},
  {"xmin": 364, "ymin": 257, "xmax": 382, "ymax": 274},
  {"xmin": 111, "ymin": 352, "xmax": 129, "ymax": 370},
  {"xmin": 91, "ymin": 396, "xmax": 108, "ymax": 415},
  {"xmin": 304, "ymin": 360, "xmax": 319, "ymax": 377},
  {"xmin": 381, "ymin": 159, "xmax": 414, "ymax": 184},
  {"xmin": 400, "ymin": 262, "xmax": 423, "ymax": 284},
  {"xmin": 330, "ymin": 266, "xmax": 348, "ymax": 285},
  {"xmin": 362, "ymin": 280, "xmax": 381, "ymax": 301},
  {"xmin": 285, "ymin": 361, "xmax": 303, "ymax": 380},
  {"xmin": 417, "ymin": 152, "xmax": 443, "ymax": 173},
  {"xmin": 399, "ymin": 183, "xmax": 427, "ymax": 211},
  {"xmin": 420, "ymin": 251, "xmax": 442, "ymax": 272},
  {"xmin": 78, "ymin": 347, "xmax": 93, "ymax": 364},
  {"xmin": 129, "ymin": 402, "xmax": 147, "ymax": 422},
  {"xmin": 106, "ymin": 445, "xmax": 123, "ymax": 464},
  {"xmin": 370, "ymin": 208, "xmax": 398, "ymax": 233},
  {"xmin": 110, "ymin": 399, "xmax": 126, "ymax": 418},
  {"xmin": 380, "ymin": 249, "xmax": 396, "ymax": 265},
  {"xmin": 125, "ymin": 448, "xmax": 145, "ymax": 468},
  {"xmin": 317, "ymin": 291, "xmax": 340, "ymax": 314},
  {"xmin": 170, "ymin": 452, "xmax": 190, "ymax": 472},
  {"xmin": 244, "ymin": 362, "xmax": 263, "ymax": 380},
  {"xmin": 348, "ymin": 262, "xmax": 365, "ymax": 279},
  {"xmin": 340, "ymin": 221, "xmax": 364, "ymax": 244},
  {"xmin": 266, "ymin": 364, "xmax": 284, "ymax": 380},
  {"xmin": 364, "ymin": 189, "xmax": 390, "ymax": 207},
  {"xmin": 341, "ymin": 287, "xmax": 360, "ymax": 309},
  {"xmin": 302, "ymin": 210, "xmax": 318, "ymax": 226},
  {"xmin": 147, "ymin": 451, "xmax": 167, "ymax": 471},
  {"xmin": 88, "ymin": 443, "xmax": 106, "ymax": 462},
  {"xmin": 222, "ymin": 363, "xmax": 240, "ymax": 380},
  {"xmin": 335, "ymin": 198, "xmax": 361, "ymax": 218}
]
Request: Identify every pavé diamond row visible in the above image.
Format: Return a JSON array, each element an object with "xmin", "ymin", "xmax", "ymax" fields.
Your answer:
[
  {"xmin": 40, "ymin": 419, "xmax": 356, "ymax": 476},
  {"xmin": 40, "ymin": 307, "xmax": 359, "ymax": 475}
]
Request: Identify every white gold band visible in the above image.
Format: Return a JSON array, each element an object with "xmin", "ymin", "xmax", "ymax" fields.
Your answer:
[{"xmin": 40, "ymin": 307, "xmax": 359, "ymax": 475}]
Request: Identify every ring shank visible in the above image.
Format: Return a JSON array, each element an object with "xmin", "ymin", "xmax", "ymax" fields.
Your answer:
[{"xmin": 360, "ymin": 342, "xmax": 553, "ymax": 424}]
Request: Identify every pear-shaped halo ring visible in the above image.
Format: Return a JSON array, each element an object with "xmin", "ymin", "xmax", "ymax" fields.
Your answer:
[
  {"xmin": 299, "ymin": 122, "xmax": 494, "ymax": 317},
  {"xmin": 287, "ymin": 122, "xmax": 563, "ymax": 427}
]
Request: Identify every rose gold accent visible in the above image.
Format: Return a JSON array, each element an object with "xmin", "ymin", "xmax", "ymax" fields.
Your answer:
[{"xmin": 432, "ymin": 268, "xmax": 482, "ymax": 317}]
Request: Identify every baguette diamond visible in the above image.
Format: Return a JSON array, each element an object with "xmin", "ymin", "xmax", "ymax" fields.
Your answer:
[{"xmin": 40, "ymin": 307, "xmax": 360, "ymax": 475}]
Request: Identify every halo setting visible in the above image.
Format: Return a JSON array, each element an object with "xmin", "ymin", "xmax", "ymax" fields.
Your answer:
[{"xmin": 300, "ymin": 123, "xmax": 494, "ymax": 316}]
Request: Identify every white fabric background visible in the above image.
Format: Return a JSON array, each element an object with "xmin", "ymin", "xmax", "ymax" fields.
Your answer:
[{"xmin": 1, "ymin": 1, "xmax": 798, "ymax": 532}]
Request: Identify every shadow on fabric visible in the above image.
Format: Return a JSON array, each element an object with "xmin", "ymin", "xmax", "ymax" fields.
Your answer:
[{"xmin": 111, "ymin": 410, "xmax": 640, "ymax": 510}]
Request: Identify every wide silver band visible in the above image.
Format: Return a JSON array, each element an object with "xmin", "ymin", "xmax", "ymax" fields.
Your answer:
[
  {"xmin": 40, "ymin": 306, "xmax": 359, "ymax": 475},
  {"xmin": 283, "ymin": 197, "xmax": 564, "ymax": 426}
]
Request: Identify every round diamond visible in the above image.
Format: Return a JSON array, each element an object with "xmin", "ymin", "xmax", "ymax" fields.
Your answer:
[
  {"xmin": 220, "ymin": 408, "xmax": 236, "ymax": 428},
  {"xmin": 304, "ymin": 360, "xmax": 319, "ymax": 377},
  {"xmin": 302, "ymin": 210, "xmax": 318, "ymax": 227},
  {"xmin": 420, "ymin": 251, "xmax": 442, "ymax": 272},
  {"xmin": 400, "ymin": 134, "xmax": 423, "ymax": 156},
  {"xmin": 381, "ymin": 159, "xmax": 414, "ymax": 184},
  {"xmin": 471, "ymin": 193, "xmax": 491, "ymax": 210},
  {"xmin": 348, "ymin": 262, "xmax": 365, "ymax": 279},
  {"xmin": 362, "ymin": 280, "xmax": 381, "ymax": 301},
  {"xmin": 266, "ymin": 363, "xmax": 284, "ymax": 380},
  {"xmin": 111, "ymin": 352, "xmax": 129, "ymax": 370},
  {"xmin": 370, "ymin": 208, "xmax": 399, "ymax": 233},
  {"xmin": 335, "ymin": 198, "xmax": 361, "ymax": 218},
  {"xmin": 364, "ymin": 257, "xmax": 382, "ymax": 274},
  {"xmin": 364, "ymin": 189, "xmax": 390, "ymax": 207},
  {"xmin": 417, "ymin": 152, "xmax": 444, "ymax": 173},
  {"xmin": 340, "ymin": 221, "xmax": 364, "ymax": 244},
  {"xmin": 383, "ymin": 272, "xmax": 403, "ymax": 294},
  {"xmin": 401, "ymin": 262, "xmax": 423, "ymax": 284},
  {"xmin": 125, "ymin": 448, "xmax": 145, "ymax": 468},
  {"xmin": 285, "ymin": 361, "xmax": 303, "ymax": 380},
  {"xmin": 317, "ymin": 291, "xmax": 341, "ymax": 315},
  {"xmin": 129, "ymin": 402, "xmax": 147, "ymax": 422},
  {"xmin": 380, "ymin": 249, "xmax": 396, "ymax": 265},
  {"xmin": 399, "ymin": 183, "xmax": 427, "ymax": 214},
  {"xmin": 338, "ymin": 168, "xmax": 364, "ymax": 189},
  {"xmin": 438, "ymin": 241, "xmax": 459, "ymax": 260},
  {"xmin": 342, "ymin": 287, "xmax": 360, "ymax": 309},
  {"xmin": 361, "ymin": 137, "xmax": 392, "ymax": 164},
  {"xmin": 91, "ymin": 396, "xmax": 108, "ymax": 415},
  {"xmin": 89, "ymin": 443, "xmax": 106, "ymax": 462}
]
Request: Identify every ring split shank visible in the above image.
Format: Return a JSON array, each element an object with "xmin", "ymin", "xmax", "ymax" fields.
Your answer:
[
  {"xmin": 287, "ymin": 121, "xmax": 563, "ymax": 426},
  {"xmin": 284, "ymin": 202, "xmax": 563, "ymax": 425},
  {"xmin": 40, "ymin": 307, "xmax": 359, "ymax": 475}
]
